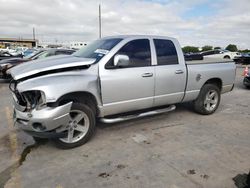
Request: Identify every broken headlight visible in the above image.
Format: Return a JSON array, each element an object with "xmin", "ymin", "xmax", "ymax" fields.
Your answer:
[{"xmin": 22, "ymin": 90, "xmax": 46, "ymax": 110}]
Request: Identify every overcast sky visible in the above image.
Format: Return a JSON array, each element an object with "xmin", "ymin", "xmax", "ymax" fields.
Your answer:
[{"xmin": 0, "ymin": 0, "xmax": 250, "ymax": 49}]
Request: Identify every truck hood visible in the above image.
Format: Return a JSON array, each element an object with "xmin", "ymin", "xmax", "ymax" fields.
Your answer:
[{"xmin": 8, "ymin": 55, "xmax": 96, "ymax": 80}]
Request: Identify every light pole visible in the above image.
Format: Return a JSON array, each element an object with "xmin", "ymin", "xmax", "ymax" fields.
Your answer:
[{"xmin": 99, "ymin": 4, "xmax": 102, "ymax": 38}]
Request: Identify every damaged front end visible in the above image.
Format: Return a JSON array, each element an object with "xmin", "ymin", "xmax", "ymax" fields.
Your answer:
[
  {"xmin": 7, "ymin": 55, "xmax": 99, "ymax": 139},
  {"xmin": 9, "ymin": 79, "xmax": 72, "ymax": 138},
  {"xmin": 10, "ymin": 80, "xmax": 46, "ymax": 112}
]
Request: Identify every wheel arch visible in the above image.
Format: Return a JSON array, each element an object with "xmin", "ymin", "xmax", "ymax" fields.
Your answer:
[
  {"xmin": 50, "ymin": 91, "xmax": 99, "ymax": 116},
  {"xmin": 203, "ymin": 78, "xmax": 222, "ymax": 91}
]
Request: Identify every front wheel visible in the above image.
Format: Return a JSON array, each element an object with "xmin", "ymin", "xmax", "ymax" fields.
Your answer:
[
  {"xmin": 54, "ymin": 103, "xmax": 96, "ymax": 149},
  {"xmin": 193, "ymin": 84, "xmax": 221, "ymax": 115}
]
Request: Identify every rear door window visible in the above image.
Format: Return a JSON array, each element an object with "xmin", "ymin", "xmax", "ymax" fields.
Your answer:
[{"xmin": 153, "ymin": 39, "xmax": 178, "ymax": 65}]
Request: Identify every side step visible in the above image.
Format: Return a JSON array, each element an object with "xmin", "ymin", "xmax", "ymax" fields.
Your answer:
[{"xmin": 100, "ymin": 105, "xmax": 176, "ymax": 124}]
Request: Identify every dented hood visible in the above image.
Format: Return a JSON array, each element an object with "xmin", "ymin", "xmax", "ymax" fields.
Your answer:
[{"xmin": 8, "ymin": 55, "xmax": 96, "ymax": 80}]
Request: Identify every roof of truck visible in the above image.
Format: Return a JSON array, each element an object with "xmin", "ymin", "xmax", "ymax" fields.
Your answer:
[{"xmin": 102, "ymin": 35, "xmax": 176, "ymax": 41}]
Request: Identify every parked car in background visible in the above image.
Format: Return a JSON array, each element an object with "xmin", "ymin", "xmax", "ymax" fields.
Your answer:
[
  {"xmin": 201, "ymin": 49, "xmax": 240, "ymax": 59},
  {"xmin": 184, "ymin": 53, "xmax": 203, "ymax": 61},
  {"xmin": 22, "ymin": 48, "xmax": 38, "ymax": 57},
  {"xmin": 36, "ymin": 48, "xmax": 75, "ymax": 59},
  {"xmin": 0, "ymin": 47, "xmax": 27, "ymax": 56},
  {"xmin": 0, "ymin": 49, "xmax": 75, "ymax": 79},
  {"xmin": 11, "ymin": 47, "xmax": 28, "ymax": 56},
  {"xmin": 233, "ymin": 53, "xmax": 250, "ymax": 65},
  {"xmin": 0, "ymin": 51, "xmax": 23, "ymax": 61}
]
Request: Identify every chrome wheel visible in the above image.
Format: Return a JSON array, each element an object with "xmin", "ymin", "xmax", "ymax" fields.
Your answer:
[
  {"xmin": 60, "ymin": 110, "xmax": 90, "ymax": 144},
  {"xmin": 204, "ymin": 90, "xmax": 219, "ymax": 112}
]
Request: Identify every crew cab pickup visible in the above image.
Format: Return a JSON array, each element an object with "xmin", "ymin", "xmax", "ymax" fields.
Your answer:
[{"xmin": 8, "ymin": 35, "xmax": 236, "ymax": 148}]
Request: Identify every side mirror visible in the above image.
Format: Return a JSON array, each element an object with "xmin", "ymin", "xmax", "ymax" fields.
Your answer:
[{"xmin": 114, "ymin": 54, "xmax": 130, "ymax": 67}]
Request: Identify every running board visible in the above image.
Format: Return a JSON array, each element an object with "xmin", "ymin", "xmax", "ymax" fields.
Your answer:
[{"xmin": 100, "ymin": 105, "xmax": 176, "ymax": 124}]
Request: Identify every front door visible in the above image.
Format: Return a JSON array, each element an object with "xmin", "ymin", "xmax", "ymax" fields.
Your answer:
[{"xmin": 99, "ymin": 39, "xmax": 155, "ymax": 116}]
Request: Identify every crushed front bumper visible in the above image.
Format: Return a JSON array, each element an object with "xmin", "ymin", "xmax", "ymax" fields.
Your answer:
[{"xmin": 14, "ymin": 102, "xmax": 72, "ymax": 138}]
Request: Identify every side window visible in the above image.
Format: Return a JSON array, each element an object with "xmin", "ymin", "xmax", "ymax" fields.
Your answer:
[
  {"xmin": 203, "ymin": 51, "xmax": 214, "ymax": 56},
  {"xmin": 153, "ymin": 39, "xmax": 179, "ymax": 65},
  {"xmin": 106, "ymin": 39, "xmax": 151, "ymax": 68},
  {"xmin": 214, "ymin": 50, "xmax": 220, "ymax": 54}
]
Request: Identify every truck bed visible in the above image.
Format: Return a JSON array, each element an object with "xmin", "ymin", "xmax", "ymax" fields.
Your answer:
[{"xmin": 182, "ymin": 58, "xmax": 236, "ymax": 102}]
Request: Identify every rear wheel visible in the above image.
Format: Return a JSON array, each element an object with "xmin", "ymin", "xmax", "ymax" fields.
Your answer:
[
  {"xmin": 224, "ymin": 55, "xmax": 230, "ymax": 59},
  {"xmin": 193, "ymin": 84, "xmax": 221, "ymax": 115},
  {"xmin": 54, "ymin": 103, "xmax": 96, "ymax": 149}
]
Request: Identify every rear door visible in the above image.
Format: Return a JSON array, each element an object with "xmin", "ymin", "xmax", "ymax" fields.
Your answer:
[
  {"xmin": 153, "ymin": 38, "xmax": 186, "ymax": 106},
  {"xmin": 100, "ymin": 39, "xmax": 155, "ymax": 116}
]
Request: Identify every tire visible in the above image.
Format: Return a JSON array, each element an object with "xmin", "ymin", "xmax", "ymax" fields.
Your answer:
[
  {"xmin": 54, "ymin": 103, "xmax": 96, "ymax": 149},
  {"xmin": 193, "ymin": 84, "xmax": 221, "ymax": 115},
  {"xmin": 224, "ymin": 55, "xmax": 230, "ymax": 59}
]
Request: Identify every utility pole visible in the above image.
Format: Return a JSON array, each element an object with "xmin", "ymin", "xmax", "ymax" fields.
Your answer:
[
  {"xmin": 99, "ymin": 4, "xmax": 102, "ymax": 38},
  {"xmin": 33, "ymin": 27, "xmax": 35, "ymax": 40}
]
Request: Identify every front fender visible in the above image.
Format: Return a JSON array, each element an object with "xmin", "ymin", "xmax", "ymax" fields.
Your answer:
[{"xmin": 16, "ymin": 70, "xmax": 101, "ymax": 105}]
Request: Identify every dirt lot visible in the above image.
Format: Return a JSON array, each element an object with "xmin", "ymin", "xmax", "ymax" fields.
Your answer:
[{"xmin": 0, "ymin": 67, "xmax": 249, "ymax": 188}]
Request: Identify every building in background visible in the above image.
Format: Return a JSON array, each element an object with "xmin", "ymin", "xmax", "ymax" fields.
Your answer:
[{"xmin": 0, "ymin": 38, "xmax": 38, "ymax": 48}]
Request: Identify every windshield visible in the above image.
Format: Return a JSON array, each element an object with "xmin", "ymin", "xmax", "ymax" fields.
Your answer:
[
  {"xmin": 33, "ymin": 51, "xmax": 52, "ymax": 60},
  {"xmin": 73, "ymin": 38, "xmax": 122, "ymax": 61},
  {"xmin": 24, "ymin": 50, "xmax": 45, "ymax": 60},
  {"xmin": 24, "ymin": 50, "xmax": 38, "ymax": 59}
]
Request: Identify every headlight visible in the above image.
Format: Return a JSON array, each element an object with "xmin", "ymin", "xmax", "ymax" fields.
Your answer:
[
  {"xmin": 0, "ymin": 63, "xmax": 11, "ymax": 67},
  {"xmin": 22, "ymin": 90, "xmax": 46, "ymax": 110},
  {"xmin": 0, "ymin": 63, "xmax": 8, "ymax": 68}
]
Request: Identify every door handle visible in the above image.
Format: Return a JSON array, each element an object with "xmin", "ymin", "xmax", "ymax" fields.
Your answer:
[
  {"xmin": 142, "ymin": 73, "xmax": 153, "ymax": 77},
  {"xmin": 175, "ymin": 70, "xmax": 184, "ymax": 74}
]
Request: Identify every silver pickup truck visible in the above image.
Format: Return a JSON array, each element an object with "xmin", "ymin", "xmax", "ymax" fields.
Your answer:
[{"xmin": 8, "ymin": 35, "xmax": 236, "ymax": 148}]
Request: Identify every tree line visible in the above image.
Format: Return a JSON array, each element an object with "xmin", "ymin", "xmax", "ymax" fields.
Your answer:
[{"xmin": 182, "ymin": 44, "xmax": 250, "ymax": 53}]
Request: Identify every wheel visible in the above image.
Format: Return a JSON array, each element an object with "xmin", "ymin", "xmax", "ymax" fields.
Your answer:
[
  {"xmin": 224, "ymin": 55, "xmax": 230, "ymax": 59},
  {"xmin": 54, "ymin": 103, "xmax": 96, "ymax": 149},
  {"xmin": 193, "ymin": 84, "xmax": 221, "ymax": 115}
]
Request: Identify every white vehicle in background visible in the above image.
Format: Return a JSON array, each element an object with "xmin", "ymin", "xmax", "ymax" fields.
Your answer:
[
  {"xmin": 201, "ymin": 49, "xmax": 240, "ymax": 59},
  {"xmin": 0, "ymin": 47, "xmax": 27, "ymax": 56}
]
